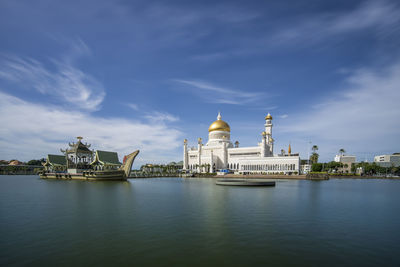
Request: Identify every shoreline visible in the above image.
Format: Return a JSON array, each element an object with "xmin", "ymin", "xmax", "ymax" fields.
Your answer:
[{"xmin": 1, "ymin": 174, "xmax": 399, "ymax": 180}]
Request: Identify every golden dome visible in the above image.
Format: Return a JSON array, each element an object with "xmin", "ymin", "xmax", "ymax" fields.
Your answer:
[
  {"xmin": 208, "ymin": 112, "xmax": 230, "ymax": 132},
  {"xmin": 261, "ymin": 131, "xmax": 267, "ymax": 136},
  {"xmin": 265, "ymin": 113, "xmax": 273, "ymax": 120}
]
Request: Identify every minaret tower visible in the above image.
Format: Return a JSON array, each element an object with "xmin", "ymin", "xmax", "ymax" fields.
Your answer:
[
  {"xmin": 264, "ymin": 113, "xmax": 273, "ymax": 137},
  {"xmin": 261, "ymin": 131, "xmax": 267, "ymax": 157},
  {"xmin": 264, "ymin": 113, "xmax": 274, "ymax": 154},
  {"xmin": 183, "ymin": 139, "xmax": 188, "ymax": 170}
]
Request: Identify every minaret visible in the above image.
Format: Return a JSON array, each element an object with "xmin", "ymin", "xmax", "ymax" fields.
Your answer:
[
  {"xmin": 264, "ymin": 113, "xmax": 274, "ymax": 155},
  {"xmin": 183, "ymin": 139, "xmax": 188, "ymax": 170},
  {"xmin": 197, "ymin": 137, "xmax": 202, "ymax": 172},
  {"xmin": 264, "ymin": 113, "xmax": 273, "ymax": 139},
  {"xmin": 261, "ymin": 132, "xmax": 267, "ymax": 157}
]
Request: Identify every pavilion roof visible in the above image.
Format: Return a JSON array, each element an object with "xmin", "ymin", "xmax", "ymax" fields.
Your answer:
[
  {"xmin": 64, "ymin": 140, "xmax": 92, "ymax": 154},
  {"xmin": 92, "ymin": 150, "xmax": 122, "ymax": 165},
  {"xmin": 47, "ymin": 154, "xmax": 66, "ymax": 166}
]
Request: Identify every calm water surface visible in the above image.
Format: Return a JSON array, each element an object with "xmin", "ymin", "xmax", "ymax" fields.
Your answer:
[{"xmin": 1, "ymin": 176, "xmax": 399, "ymax": 267}]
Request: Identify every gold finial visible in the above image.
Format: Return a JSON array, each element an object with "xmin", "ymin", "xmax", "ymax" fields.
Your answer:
[
  {"xmin": 288, "ymin": 143, "xmax": 292, "ymax": 154},
  {"xmin": 77, "ymin": 136, "xmax": 83, "ymax": 141},
  {"xmin": 184, "ymin": 139, "xmax": 187, "ymax": 144},
  {"xmin": 265, "ymin": 113, "xmax": 272, "ymax": 120}
]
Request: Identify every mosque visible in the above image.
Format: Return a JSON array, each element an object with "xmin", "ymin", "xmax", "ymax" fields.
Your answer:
[{"xmin": 183, "ymin": 112, "xmax": 300, "ymax": 174}]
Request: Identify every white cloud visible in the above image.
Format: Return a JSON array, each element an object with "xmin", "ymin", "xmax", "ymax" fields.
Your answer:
[
  {"xmin": 280, "ymin": 61, "xmax": 400, "ymax": 160},
  {"xmin": 0, "ymin": 49, "xmax": 105, "ymax": 111},
  {"xmin": 273, "ymin": 0, "xmax": 400, "ymax": 45},
  {"xmin": 279, "ymin": 114, "xmax": 288, "ymax": 119},
  {"xmin": 173, "ymin": 79, "xmax": 263, "ymax": 105},
  {"xmin": 0, "ymin": 91, "xmax": 182, "ymax": 165},
  {"xmin": 126, "ymin": 103, "xmax": 139, "ymax": 111},
  {"xmin": 144, "ymin": 111, "xmax": 179, "ymax": 122}
]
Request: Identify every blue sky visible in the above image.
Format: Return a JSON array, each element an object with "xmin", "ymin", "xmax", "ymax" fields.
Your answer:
[{"xmin": 1, "ymin": 0, "xmax": 400, "ymax": 167}]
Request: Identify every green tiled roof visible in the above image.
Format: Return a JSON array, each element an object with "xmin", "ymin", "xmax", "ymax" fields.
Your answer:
[
  {"xmin": 47, "ymin": 154, "xmax": 66, "ymax": 166},
  {"xmin": 96, "ymin": 150, "xmax": 121, "ymax": 165}
]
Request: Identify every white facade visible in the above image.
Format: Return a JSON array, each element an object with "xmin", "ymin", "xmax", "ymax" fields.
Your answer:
[
  {"xmin": 301, "ymin": 164, "xmax": 311, "ymax": 174},
  {"xmin": 334, "ymin": 155, "xmax": 356, "ymax": 164},
  {"xmin": 374, "ymin": 154, "xmax": 400, "ymax": 167},
  {"xmin": 183, "ymin": 112, "xmax": 300, "ymax": 174}
]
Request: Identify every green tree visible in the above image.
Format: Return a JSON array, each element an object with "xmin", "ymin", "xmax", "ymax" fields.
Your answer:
[
  {"xmin": 310, "ymin": 153, "xmax": 319, "ymax": 164},
  {"xmin": 339, "ymin": 148, "xmax": 346, "ymax": 155},
  {"xmin": 310, "ymin": 145, "xmax": 319, "ymax": 164},
  {"xmin": 311, "ymin": 163, "xmax": 323, "ymax": 172}
]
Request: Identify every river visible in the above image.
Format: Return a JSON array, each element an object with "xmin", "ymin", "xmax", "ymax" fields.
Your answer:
[{"xmin": 0, "ymin": 176, "xmax": 399, "ymax": 266}]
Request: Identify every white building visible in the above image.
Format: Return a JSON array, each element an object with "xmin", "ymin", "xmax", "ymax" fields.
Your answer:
[
  {"xmin": 301, "ymin": 164, "xmax": 311, "ymax": 174},
  {"xmin": 374, "ymin": 154, "xmax": 400, "ymax": 167},
  {"xmin": 183, "ymin": 112, "xmax": 300, "ymax": 174}
]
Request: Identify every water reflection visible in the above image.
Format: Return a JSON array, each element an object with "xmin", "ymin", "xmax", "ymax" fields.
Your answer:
[{"xmin": 1, "ymin": 176, "xmax": 400, "ymax": 267}]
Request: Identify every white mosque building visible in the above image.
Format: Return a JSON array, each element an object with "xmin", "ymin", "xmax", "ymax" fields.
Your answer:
[{"xmin": 183, "ymin": 112, "xmax": 300, "ymax": 174}]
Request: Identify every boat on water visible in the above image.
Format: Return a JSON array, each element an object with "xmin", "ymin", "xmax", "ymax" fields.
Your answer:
[
  {"xmin": 39, "ymin": 137, "xmax": 139, "ymax": 181},
  {"xmin": 216, "ymin": 178, "xmax": 276, "ymax": 186}
]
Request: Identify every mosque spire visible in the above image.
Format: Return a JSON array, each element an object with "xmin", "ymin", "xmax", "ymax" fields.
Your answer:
[{"xmin": 217, "ymin": 111, "xmax": 222, "ymax": 120}]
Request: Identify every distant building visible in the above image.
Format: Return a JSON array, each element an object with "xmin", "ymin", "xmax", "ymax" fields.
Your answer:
[
  {"xmin": 374, "ymin": 153, "xmax": 400, "ymax": 167},
  {"xmin": 300, "ymin": 164, "xmax": 311, "ymax": 174},
  {"xmin": 334, "ymin": 155, "xmax": 356, "ymax": 173}
]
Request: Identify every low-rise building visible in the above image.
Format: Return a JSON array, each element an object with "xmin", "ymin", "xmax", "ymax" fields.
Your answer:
[
  {"xmin": 300, "ymin": 164, "xmax": 311, "ymax": 174},
  {"xmin": 334, "ymin": 155, "xmax": 356, "ymax": 173},
  {"xmin": 374, "ymin": 153, "xmax": 400, "ymax": 167}
]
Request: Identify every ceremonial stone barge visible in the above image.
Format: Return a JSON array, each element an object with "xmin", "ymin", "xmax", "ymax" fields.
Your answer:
[{"xmin": 40, "ymin": 137, "xmax": 139, "ymax": 181}]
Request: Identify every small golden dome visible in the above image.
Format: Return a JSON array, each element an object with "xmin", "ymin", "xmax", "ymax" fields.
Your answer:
[
  {"xmin": 265, "ymin": 113, "xmax": 273, "ymax": 120},
  {"xmin": 208, "ymin": 112, "xmax": 230, "ymax": 132},
  {"xmin": 261, "ymin": 131, "xmax": 267, "ymax": 136}
]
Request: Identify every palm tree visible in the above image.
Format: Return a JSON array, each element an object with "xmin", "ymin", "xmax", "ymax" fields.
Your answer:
[
  {"xmin": 339, "ymin": 148, "xmax": 346, "ymax": 155},
  {"xmin": 310, "ymin": 145, "xmax": 319, "ymax": 164}
]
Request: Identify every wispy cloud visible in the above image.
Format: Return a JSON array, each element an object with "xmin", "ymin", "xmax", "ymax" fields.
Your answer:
[
  {"xmin": 144, "ymin": 111, "xmax": 179, "ymax": 122},
  {"xmin": 0, "ymin": 42, "xmax": 105, "ymax": 111},
  {"xmin": 173, "ymin": 79, "xmax": 263, "ymax": 105},
  {"xmin": 0, "ymin": 91, "xmax": 182, "ymax": 165},
  {"xmin": 280, "ymin": 60, "xmax": 400, "ymax": 159},
  {"xmin": 273, "ymin": 0, "xmax": 400, "ymax": 45},
  {"xmin": 126, "ymin": 103, "xmax": 139, "ymax": 111}
]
